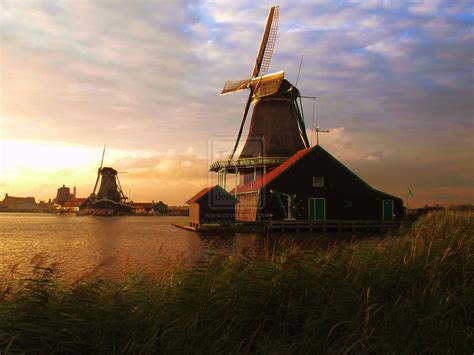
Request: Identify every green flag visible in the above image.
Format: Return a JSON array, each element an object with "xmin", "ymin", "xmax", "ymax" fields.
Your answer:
[{"xmin": 407, "ymin": 188, "xmax": 414, "ymax": 197}]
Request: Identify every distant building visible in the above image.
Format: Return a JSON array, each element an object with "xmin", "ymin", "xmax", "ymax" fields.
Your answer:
[
  {"xmin": 62, "ymin": 198, "xmax": 87, "ymax": 213},
  {"xmin": 37, "ymin": 199, "xmax": 54, "ymax": 212},
  {"xmin": 153, "ymin": 201, "xmax": 168, "ymax": 213},
  {"xmin": 0, "ymin": 193, "xmax": 37, "ymax": 211},
  {"xmin": 165, "ymin": 206, "xmax": 189, "ymax": 216},
  {"xmin": 131, "ymin": 202, "xmax": 154, "ymax": 214},
  {"xmin": 129, "ymin": 201, "xmax": 168, "ymax": 214},
  {"xmin": 187, "ymin": 185, "xmax": 238, "ymax": 227}
]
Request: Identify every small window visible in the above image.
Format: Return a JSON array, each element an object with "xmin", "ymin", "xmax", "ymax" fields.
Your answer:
[
  {"xmin": 345, "ymin": 201, "xmax": 352, "ymax": 207},
  {"xmin": 313, "ymin": 176, "xmax": 324, "ymax": 187}
]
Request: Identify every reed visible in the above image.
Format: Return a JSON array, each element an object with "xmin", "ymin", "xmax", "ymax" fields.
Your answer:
[{"xmin": 1, "ymin": 211, "xmax": 472, "ymax": 354}]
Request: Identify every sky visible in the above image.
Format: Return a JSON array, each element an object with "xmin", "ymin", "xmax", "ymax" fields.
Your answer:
[{"xmin": 0, "ymin": 0, "xmax": 473, "ymax": 207}]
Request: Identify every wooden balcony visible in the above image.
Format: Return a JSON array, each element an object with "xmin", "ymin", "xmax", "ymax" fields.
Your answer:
[{"xmin": 209, "ymin": 157, "xmax": 288, "ymax": 173}]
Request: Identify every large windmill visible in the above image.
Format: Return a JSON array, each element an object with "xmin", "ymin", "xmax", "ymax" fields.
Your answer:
[{"xmin": 210, "ymin": 5, "xmax": 310, "ymax": 189}]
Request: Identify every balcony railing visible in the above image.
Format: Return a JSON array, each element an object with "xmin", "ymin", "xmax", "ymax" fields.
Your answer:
[{"xmin": 209, "ymin": 157, "xmax": 288, "ymax": 172}]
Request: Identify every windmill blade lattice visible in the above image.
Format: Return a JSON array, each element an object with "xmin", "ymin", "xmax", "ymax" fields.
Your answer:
[
  {"xmin": 221, "ymin": 78, "xmax": 252, "ymax": 95},
  {"xmin": 258, "ymin": 6, "xmax": 279, "ymax": 77}
]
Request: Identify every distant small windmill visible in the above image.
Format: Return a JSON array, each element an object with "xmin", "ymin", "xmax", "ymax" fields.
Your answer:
[{"xmin": 90, "ymin": 145, "xmax": 127, "ymax": 202}]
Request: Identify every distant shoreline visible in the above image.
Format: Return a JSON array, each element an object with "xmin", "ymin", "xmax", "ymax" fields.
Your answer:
[{"xmin": 0, "ymin": 210, "xmax": 188, "ymax": 216}]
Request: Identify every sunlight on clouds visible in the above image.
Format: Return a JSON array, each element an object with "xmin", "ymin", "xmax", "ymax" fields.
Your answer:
[
  {"xmin": 0, "ymin": 138, "xmax": 212, "ymax": 204},
  {"xmin": 0, "ymin": 0, "xmax": 472, "ymax": 206},
  {"xmin": 0, "ymin": 140, "xmax": 158, "ymax": 200},
  {"xmin": 0, "ymin": 140, "xmax": 96, "ymax": 171}
]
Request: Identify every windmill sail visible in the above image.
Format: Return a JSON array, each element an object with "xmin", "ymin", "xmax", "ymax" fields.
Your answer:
[
  {"xmin": 229, "ymin": 6, "xmax": 280, "ymax": 159},
  {"xmin": 92, "ymin": 144, "xmax": 106, "ymax": 195},
  {"xmin": 210, "ymin": 5, "xmax": 314, "ymax": 178},
  {"xmin": 221, "ymin": 78, "xmax": 252, "ymax": 95},
  {"xmin": 256, "ymin": 6, "xmax": 279, "ymax": 77},
  {"xmin": 250, "ymin": 71, "xmax": 284, "ymax": 99},
  {"xmin": 221, "ymin": 71, "xmax": 284, "ymax": 97}
]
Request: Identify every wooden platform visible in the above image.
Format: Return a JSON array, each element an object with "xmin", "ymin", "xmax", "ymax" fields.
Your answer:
[
  {"xmin": 172, "ymin": 220, "xmax": 400, "ymax": 233},
  {"xmin": 265, "ymin": 220, "xmax": 399, "ymax": 233}
]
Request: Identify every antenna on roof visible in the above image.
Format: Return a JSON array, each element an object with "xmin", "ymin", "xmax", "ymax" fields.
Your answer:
[
  {"xmin": 295, "ymin": 54, "xmax": 304, "ymax": 86},
  {"xmin": 307, "ymin": 99, "xmax": 329, "ymax": 146},
  {"xmin": 315, "ymin": 126, "xmax": 330, "ymax": 146}
]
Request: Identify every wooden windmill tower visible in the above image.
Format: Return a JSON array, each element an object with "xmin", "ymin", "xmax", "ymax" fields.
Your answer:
[
  {"xmin": 209, "ymin": 5, "xmax": 310, "ymax": 189},
  {"xmin": 90, "ymin": 145, "xmax": 127, "ymax": 203}
]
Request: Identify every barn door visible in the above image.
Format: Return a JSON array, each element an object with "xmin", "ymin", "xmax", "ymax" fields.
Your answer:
[
  {"xmin": 308, "ymin": 198, "xmax": 325, "ymax": 221},
  {"xmin": 382, "ymin": 200, "xmax": 394, "ymax": 220}
]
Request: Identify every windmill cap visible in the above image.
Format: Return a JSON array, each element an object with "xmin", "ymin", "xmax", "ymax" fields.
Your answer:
[
  {"xmin": 100, "ymin": 167, "xmax": 118, "ymax": 175},
  {"xmin": 270, "ymin": 79, "xmax": 300, "ymax": 99}
]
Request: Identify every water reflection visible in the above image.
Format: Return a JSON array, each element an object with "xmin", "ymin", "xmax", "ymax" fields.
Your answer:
[{"xmin": 0, "ymin": 213, "xmax": 380, "ymax": 283}]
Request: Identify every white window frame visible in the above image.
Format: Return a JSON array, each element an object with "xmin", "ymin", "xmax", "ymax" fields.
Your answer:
[{"xmin": 313, "ymin": 176, "xmax": 324, "ymax": 187}]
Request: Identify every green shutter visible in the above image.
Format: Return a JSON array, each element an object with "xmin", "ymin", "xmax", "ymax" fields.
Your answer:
[{"xmin": 309, "ymin": 198, "xmax": 325, "ymax": 221}]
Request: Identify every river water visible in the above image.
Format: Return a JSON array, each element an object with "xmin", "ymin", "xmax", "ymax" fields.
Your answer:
[{"xmin": 0, "ymin": 213, "xmax": 364, "ymax": 282}]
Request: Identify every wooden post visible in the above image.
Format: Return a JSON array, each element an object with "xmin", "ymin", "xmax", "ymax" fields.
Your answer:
[{"xmin": 234, "ymin": 166, "xmax": 238, "ymax": 198}]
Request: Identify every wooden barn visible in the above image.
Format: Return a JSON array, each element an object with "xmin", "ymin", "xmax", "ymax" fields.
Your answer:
[
  {"xmin": 233, "ymin": 145, "xmax": 403, "ymax": 222},
  {"xmin": 187, "ymin": 185, "xmax": 238, "ymax": 227}
]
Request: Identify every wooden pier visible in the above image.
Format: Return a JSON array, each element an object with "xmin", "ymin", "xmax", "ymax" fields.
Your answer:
[
  {"xmin": 265, "ymin": 220, "xmax": 399, "ymax": 233},
  {"xmin": 172, "ymin": 220, "xmax": 400, "ymax": 233}
]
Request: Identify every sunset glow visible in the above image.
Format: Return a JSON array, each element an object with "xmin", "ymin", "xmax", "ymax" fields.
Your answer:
[{"xmin": 1, "ymin": 1, "xmax": 472, "ymax": 206}]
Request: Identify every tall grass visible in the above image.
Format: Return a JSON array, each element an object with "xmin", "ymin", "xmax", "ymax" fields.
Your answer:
[{"xmin": 1, "ymin": 211, "xmax": 473, "ymax": 354}]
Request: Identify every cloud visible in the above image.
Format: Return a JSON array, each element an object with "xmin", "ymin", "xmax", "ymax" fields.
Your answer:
[
  {"xmin": 111, "ymin": 147, "xmax": 213, "ymax": 204},
  {"xmin": 309, "ymin": 126, "xmax": 389, "ymax": 162},
  {"xmin": 408, "ymin": 0, "xmax": 442, "ymax": 15},
  {"xmin": 365, "ymin": 40, "xmax": 406, "ymax": 57},
  {"xmin": 1, "ymin": 0, "xmax": 473, "ymax": 206}
]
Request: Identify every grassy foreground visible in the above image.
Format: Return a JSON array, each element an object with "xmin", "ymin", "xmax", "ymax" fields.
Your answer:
[{"xmin": 1, "ymin": 211, "xmax": 473, "ymax": 354}]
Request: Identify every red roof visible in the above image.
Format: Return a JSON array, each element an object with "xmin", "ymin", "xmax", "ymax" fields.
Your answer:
[
  {"xmin": 186, "ymin": 186, "xmax": 213, "ymax": 204},
  {"xmin": 63, "ymin": 198, "xmax": 87, "ymax": 207},
  {"xmin": 131, "ymin": 202, "xmax": 154, "ymax": 207},
  {"xmin": 233, "ymin": 146, "xmax": 314, "ymax": 194}
]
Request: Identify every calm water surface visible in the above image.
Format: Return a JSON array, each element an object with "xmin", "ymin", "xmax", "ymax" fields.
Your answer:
[{"xmin": 0, "ymin": 213, "xmax": 363, "ymax": 282}]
